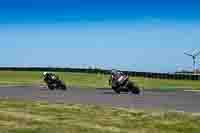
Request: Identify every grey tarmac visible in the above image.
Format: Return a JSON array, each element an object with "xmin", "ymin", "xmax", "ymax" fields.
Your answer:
[{"xmin": 0, "ymin": 86, "xmax": 200, "ymax": 112}]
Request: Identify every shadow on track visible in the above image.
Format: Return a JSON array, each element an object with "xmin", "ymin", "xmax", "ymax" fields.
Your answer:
[{"xmin": 96, "ymin": 88, "xmax": 134, "ymax": 95}]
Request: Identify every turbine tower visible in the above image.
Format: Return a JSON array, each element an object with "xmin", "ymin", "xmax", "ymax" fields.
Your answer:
[{"xmin": 184, "ymin": 49, "xmax": 200, "ymax": 74}]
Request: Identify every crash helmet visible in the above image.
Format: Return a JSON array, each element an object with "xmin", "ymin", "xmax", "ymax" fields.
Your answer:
[
  {"xmin": 111, "ymin": 69, "xmax": 118, "ymax": 75},
  {"xmin": 43, "ymin": 72, "xmax": 48, "ymax": 76}
]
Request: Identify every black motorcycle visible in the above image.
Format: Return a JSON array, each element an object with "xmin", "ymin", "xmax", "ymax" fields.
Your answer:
[
  {"xmin": 109, "ymin": 70, "xmax": 140, "ymax": 94},
  {"xmin": 43, "ymin": 74, "xmax": 67, "ymax": 90}
]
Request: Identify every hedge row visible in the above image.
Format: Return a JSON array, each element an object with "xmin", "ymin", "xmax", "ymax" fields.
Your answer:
[{"xmin": 0, "ymin": 67, "xmax": 199, "ymax": 80}]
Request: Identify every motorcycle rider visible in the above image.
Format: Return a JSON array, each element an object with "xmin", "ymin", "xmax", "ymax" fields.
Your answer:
[
  {"xmin": 43, "ymin": 72, "xmax": 58, "ymax": 83},
  {"xmin": 109, "ymin": 69, "xmax": 140, "ymax": 94},
  {"xmin": 110, "ymin": 69, "xmax": 126, "ymax": 85},
  {"xmin": 42, "ymin": 72, "xmax": 67, "ymax": 90}
]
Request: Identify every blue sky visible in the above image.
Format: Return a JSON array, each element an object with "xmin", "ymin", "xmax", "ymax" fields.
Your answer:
[{"xmin": 0, "ymin": 0, "xmax": 200, "ymax": 72}]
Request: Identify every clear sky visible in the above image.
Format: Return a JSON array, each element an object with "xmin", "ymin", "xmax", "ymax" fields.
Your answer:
[{"xmin": 0, "ymin": 0, "xmax": 200, "ymax": 72}]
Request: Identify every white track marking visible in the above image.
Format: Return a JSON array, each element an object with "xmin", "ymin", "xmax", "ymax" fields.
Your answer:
[{"xmin": 184, "ymin": 90, "xmax": 200, "ymax": 92}]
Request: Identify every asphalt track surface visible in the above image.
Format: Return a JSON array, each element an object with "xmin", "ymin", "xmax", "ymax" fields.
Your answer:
[{"xmin": 0, "ymin": 86, "xmax": 200, "ymax": 112}]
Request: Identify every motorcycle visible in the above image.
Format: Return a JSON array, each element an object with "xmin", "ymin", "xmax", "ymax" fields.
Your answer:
[
  {"xmin": 43, "ymin": 74, "xmax": 67, "ymax": 90},
  {"xmin": 109, "ymin": 70, "xmax": 140, "ymax": 94}
]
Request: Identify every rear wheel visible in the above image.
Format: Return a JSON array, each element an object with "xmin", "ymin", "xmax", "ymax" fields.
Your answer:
[
  {"xmin": 60, "ymin": 84, "xmax": 67, "ymax": 90},
  {"xmin": 127, "ymin": 81, "xmax": 140, "ymax": 95},
  {"xmin": 58, "ymin": 80, "xmax": 67, "ymax": 90}
]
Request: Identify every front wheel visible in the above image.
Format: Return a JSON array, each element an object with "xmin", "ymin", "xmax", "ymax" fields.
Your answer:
[
  {"xmin": 112, "ymin": 86, "xmax": 121, "ymax": 94},
  {"xmin": 48, "ymin": 84, "xmax": 55, "ymax": 90},
  {"xmin": 127, "ymin": 81, "xmax": 140, "ymax": 95}
]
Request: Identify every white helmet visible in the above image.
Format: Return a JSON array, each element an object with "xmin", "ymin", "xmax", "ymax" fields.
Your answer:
[{"xmin": 43, "ymin": 72, "xmax": 48, "ymax": 76}]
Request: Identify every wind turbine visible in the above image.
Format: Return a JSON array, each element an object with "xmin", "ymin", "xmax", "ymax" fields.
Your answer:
[{"xmin": 184, "ymin": 49, "xmax": 200, "ymax": 74}]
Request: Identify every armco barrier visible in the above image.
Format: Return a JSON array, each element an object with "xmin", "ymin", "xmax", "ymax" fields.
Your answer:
[{"xmin": 0, "ymin": 67, "xmax": 199, "ymax": 80}]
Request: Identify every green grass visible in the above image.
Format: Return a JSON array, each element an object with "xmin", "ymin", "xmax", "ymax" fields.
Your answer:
[
  {"xmin": 0, "ymin": 71, "xmax": 200, "ymax": 90},
  {"xmin": 0, "ymin": 98, "xmax": 199, "ymax": 133},
  {"xmin": 131, "ymin": 77, "xmax": 200, "ymax": 90}
]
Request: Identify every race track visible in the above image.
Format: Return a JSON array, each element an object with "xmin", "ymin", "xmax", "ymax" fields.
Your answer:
[{"xmin": 0, "ymin": 86, "xmax": 200, "ymax": 112}]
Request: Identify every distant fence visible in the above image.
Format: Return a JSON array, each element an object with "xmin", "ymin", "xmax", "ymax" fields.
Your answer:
[
  {"xmin": 0, "ymin": 67, "xmax": 200, "ymax": 81},
  {"xmin": 125, "ymin": 71, "xmax": 200, "ymax": 81}
]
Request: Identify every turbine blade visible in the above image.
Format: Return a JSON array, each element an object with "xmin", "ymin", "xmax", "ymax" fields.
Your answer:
[{"xmin": 184, "ymin": 52, "xmax": 193, "ymax": 57}]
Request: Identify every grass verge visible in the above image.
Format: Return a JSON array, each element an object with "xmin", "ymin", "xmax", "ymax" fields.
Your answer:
[
  {"xmin": 0, "ymin": 71, "xmax": 200, "ymax": 90},
  {"xmin": 0, "ymin": 98, "xmax": 199, "ymax": 133}
]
